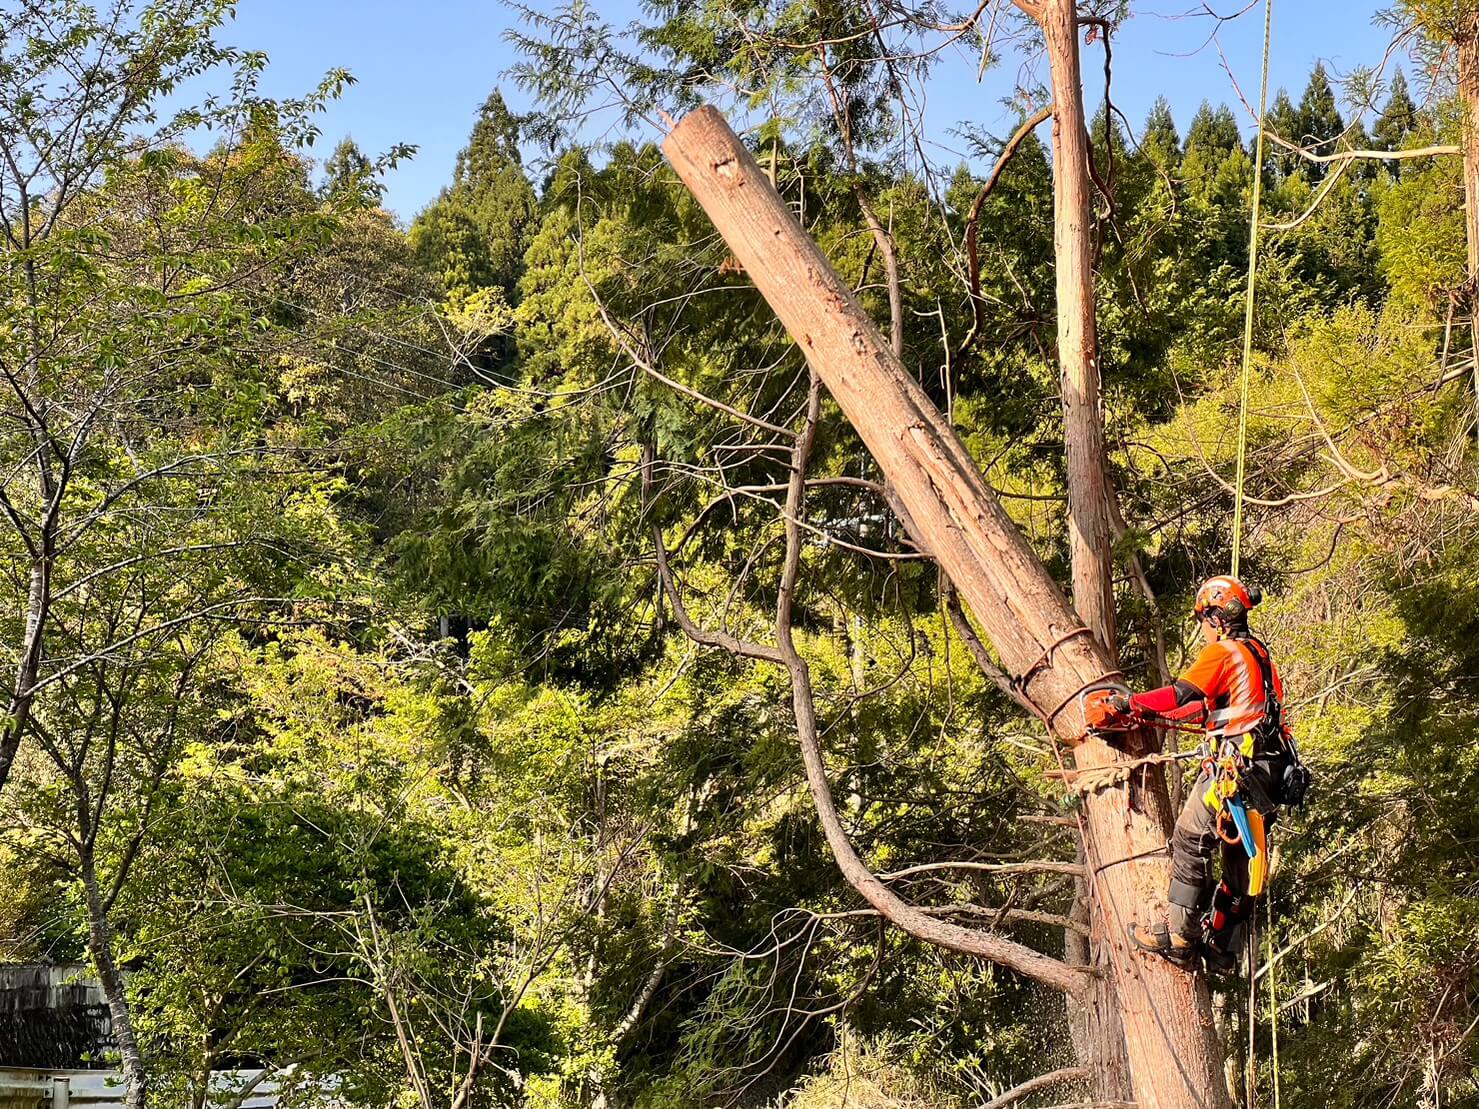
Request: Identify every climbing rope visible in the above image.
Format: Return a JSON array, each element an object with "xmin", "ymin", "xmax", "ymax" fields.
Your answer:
[
  {"xmin": 1247, "ymin": 907, "xmax": 1259, "ymax": 1107},
  {"xmin": 1233, "ymin": 5, "xmax": 1277, "ymax": 1101},
  {"xmin": 1269, "ymin": 897, "xmax": 1282, "ymax": 1109},
  {"xmin": 1231, "ymin": 0, "xmax": 1275, "ymax": 579}
]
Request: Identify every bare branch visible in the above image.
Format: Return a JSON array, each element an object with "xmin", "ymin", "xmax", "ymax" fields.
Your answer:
[
  {"xmin": 878, "ymin": 860, "xmax": 1085, "ymax": 880},
  {"xmin": 984, "ymin": 1067, "xmax": 1090, "ymax": 1108},
  {"xmin": 960, "ymin": 104, "xmax": 1054, "ymax": 361},
  {"xmin": 1262, "ymin": 158, "xmax": 1353, "ymax": 234},
  {"xmin": 1265, "ymin": 132, "xmax": 1458, "ymax": 164},
  {"xmin": 583, "ymin": 259, "xmax": 793, "ymax": 438},
  {"xmin": 942, "ymin": 579, "xmax": 1038, "ymax": 711},
  {"xmin": 773, "ymin": 373, "xmax": 1091, "ymax": 996}
]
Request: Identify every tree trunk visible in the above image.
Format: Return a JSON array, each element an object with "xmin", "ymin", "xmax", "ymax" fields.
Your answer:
[
  {"xmin": 662, "ymin": 106, "xmax": 1232, "ymax": 1109},
  {"xmin": 1039, "ymin": 7, "xmax": 1132, "ymax": 1091},
  {"xmin": 1041, "ymin": 0, "xmax": 1117, "ymax": 656},
  {"xmin": 0, "ymin": 550, "xmax": 51, "ymax": 798},
  {"xmin": 1458, "ymin": 14, "xmax": 1479, "ymax": 427},
  {"xmin": 82, "ymin": 851, "xmax": 148, "ymax": 1109},
  {"xmin": 1066, "ymin": 867, "xmax": 1133, "ymax": 1103}
]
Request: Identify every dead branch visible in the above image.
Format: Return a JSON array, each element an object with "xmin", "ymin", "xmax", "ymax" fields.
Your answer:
[
  {"xmin": 363, "ymin": 894, "xmax": 435, "ymax": 1109},
  {"xmin": 585, "ymin": 273, "xmax": 792, "ymax": 438},
  {"xmin": 449, "ymin": 1013, "xmax": 484, "ymax": 1109},
  {"xmin": 985, "ymin": 1067, "xmax": 1091, "ymax": 1108},
  {"xmin": 1265, "ymin": 132, "xmax": 1458, "ymax": 164},
  {"xmin": 810, "ymin": 904, "xmax": 1089, "ymax": 936},
  {"xmin": 774, "ymin": 375, "xmax": 1089, "ymax": 994},
  {"xmin": 878, "ymin": 860, "xmax": 1085, "ymax": 880},
  {"xmin": 1254, "ymin": 884, "xmax": 1361, "ymax": 983},
  {"xmin": 960, "ymin": 104, "xmax": 1054, "ymax": 361},
  {"xmin": 654, "ymin": 369, "xmax": 1092, "ymax": 995},
  {"xmin": 1262, "ymin": 158, "xmax": 1353, "ymax": 234},
  {"xmin": 214, "ymin": 1063, "xmax": 300, "ymax": 1109},
  {"xmin": 613, "ymin": 887, "xmax": 684, "ymax": 1044},
  {"xmin": 941, "ymin": 579, "xmax": 1039, "ymax": 712}
]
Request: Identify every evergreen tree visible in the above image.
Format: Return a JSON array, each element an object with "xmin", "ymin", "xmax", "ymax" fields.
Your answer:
[
  {"xmin": 1373, "ymin": 69, "xmax": 1418, "ymax": 150},
  {"xmin": 1182, "ymin": 102, "xmax": 1247, "ymax": 212},
  {"xmin": 411, "ymin": 88, "xmax": 537, "ymax": 303},
  {"xmin": 1341, "ymin": 118, "xmax": 1379, "ymax": 183},
  {"xmin": 454, "ymin": 88, "xmax": 524, "ymax": 190},
  {"xmin": 1184, "ymin": 101, "xmax": 1243, "ymax": 156},
  {"xmin": 1141, "ymin": 96, "xmax": 1181, "ymax": 166},
  {"xmin": 1265, "ymin": 89, "xmax": 1301, "ymax": 179},
  {"xmin": 1373, "ymin": 69, "xmax": 1420, "ymax": 179},
  {"xmin": 321, "ymin": 137, "xmax": 383, "ymax": 207},
  {"xmin": 1296, "ymin": 62, "xmax": 1346, "ymax": 180}
]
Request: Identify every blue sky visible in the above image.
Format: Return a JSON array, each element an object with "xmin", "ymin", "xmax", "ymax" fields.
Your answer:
[{"xmin": 215, "ymin": 1, "xmax": 1405, "ymax": 222}]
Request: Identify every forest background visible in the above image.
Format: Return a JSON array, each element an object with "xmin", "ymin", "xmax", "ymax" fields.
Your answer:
[{"xmin": 0, "ymin": 0, "xmax": 1476, "ymax": 1107}]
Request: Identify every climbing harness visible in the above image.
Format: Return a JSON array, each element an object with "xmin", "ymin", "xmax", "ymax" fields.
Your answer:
[{"xmin": 1202, "ymin": 744, "xmax": 1270, "ymax": 895}]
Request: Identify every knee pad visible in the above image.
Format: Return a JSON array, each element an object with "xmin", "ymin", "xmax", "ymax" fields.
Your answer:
[
  {"xmin": 1167, "ymin": 878, "xmax": 1213, "ymax": 941},
  {"xmin": 1169, "ymin": 877, "xmax": 1213, "ymax": 912}
]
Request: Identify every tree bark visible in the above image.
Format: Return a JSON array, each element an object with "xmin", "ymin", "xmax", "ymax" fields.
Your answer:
[
  {"xmin": 1039, "ymin": 0, "xmax": 1118, "ymax": 656},
  {"xmin": 1036, "ymin": 9, "xmax": 1132, "ymax": 1092},
  {"xmin": 0, "ymin": 555, "xmax": 47, "ymax": 796},
  {"xmin": 662, "ymin": 105, "xmax": 1232, "ymax": 1109},
  {"xmin": 1066, "ymin": 860, "xmax": 1133, "ymax": 1104},
  {"xmin": 82, "ymin": 851, "xmax": 148, "ymax": 1109}
]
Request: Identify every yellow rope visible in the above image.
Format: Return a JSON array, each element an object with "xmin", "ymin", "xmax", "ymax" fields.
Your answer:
[{"xmin": 1231, "ymin": 0, "xmax": 1275, "ymax": 579}]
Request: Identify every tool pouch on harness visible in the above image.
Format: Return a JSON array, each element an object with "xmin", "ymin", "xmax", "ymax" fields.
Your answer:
[{"xmin": 1244, "ymin": 637, "xmax": 1312, "ymax": 809}]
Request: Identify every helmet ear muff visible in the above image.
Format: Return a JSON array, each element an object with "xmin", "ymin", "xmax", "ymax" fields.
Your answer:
[
  {"xmin": 1222, "ymin": 597, "xmax": 1247, "ymax": 622},
  {"xmin": 1247, "ymin": 585, "xmax": 1263, "ymax": 607}
]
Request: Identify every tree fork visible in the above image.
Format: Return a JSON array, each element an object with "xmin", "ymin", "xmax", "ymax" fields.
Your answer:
[{"xmin": 662, "ymin": 105, "xmax": 1231, "ymax": 1109}]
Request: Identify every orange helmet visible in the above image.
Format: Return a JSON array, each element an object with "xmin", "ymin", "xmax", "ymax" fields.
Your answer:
[{"xmin": 1194, "ymin": 575, "xmax": 1259, "ymax": 622}]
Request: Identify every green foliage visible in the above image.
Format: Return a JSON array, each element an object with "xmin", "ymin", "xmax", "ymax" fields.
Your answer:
[
  {"xmin": 5, "ymin": 8, "xmax": 1479, "ymax": 1106},
  {"xmin": 410, "ymin": 90, "xmax": 537, "ymax": 307},
  {"xmin": 1373, "ymin": 69, "xmax": 1420, "ymax": 161},
  {"xmin": 1296, "ymin": 63, "xmax": 1347, "ymax": 180},
  {"xmin": 322, "ymin": 136, "xmax": 386, "ymax": 206}
]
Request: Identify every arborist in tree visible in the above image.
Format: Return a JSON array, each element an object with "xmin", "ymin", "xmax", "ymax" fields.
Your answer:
[{"xmin": 1084, "ymin": 576, "xmax": 1310, "ymax": 973}]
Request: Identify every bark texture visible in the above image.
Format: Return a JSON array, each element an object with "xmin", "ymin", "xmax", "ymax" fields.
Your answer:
[
  {"xmin": 1067, "ymin": 867, "xmax": 1134, "ymax": 1103},
  {"xmin": 1040, "ymin": 0, "xmax": 1117, "ymax": 656},
  {"xmin": 1037, "ymin": 8, "xmax": 1133, "ymax": 1094},
  {"xmin": 662, "ymin": 105, "xmax": 1232, "ymax": 1109},
  {"xmin": 83, "ymin": 854, "xmax": 148, "ymax": 1109}
]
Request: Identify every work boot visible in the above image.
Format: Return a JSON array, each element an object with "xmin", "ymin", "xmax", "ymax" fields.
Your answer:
[{"xmin": 1128, "ymin": 921, "xmax": 1199, "ymax": 970}]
